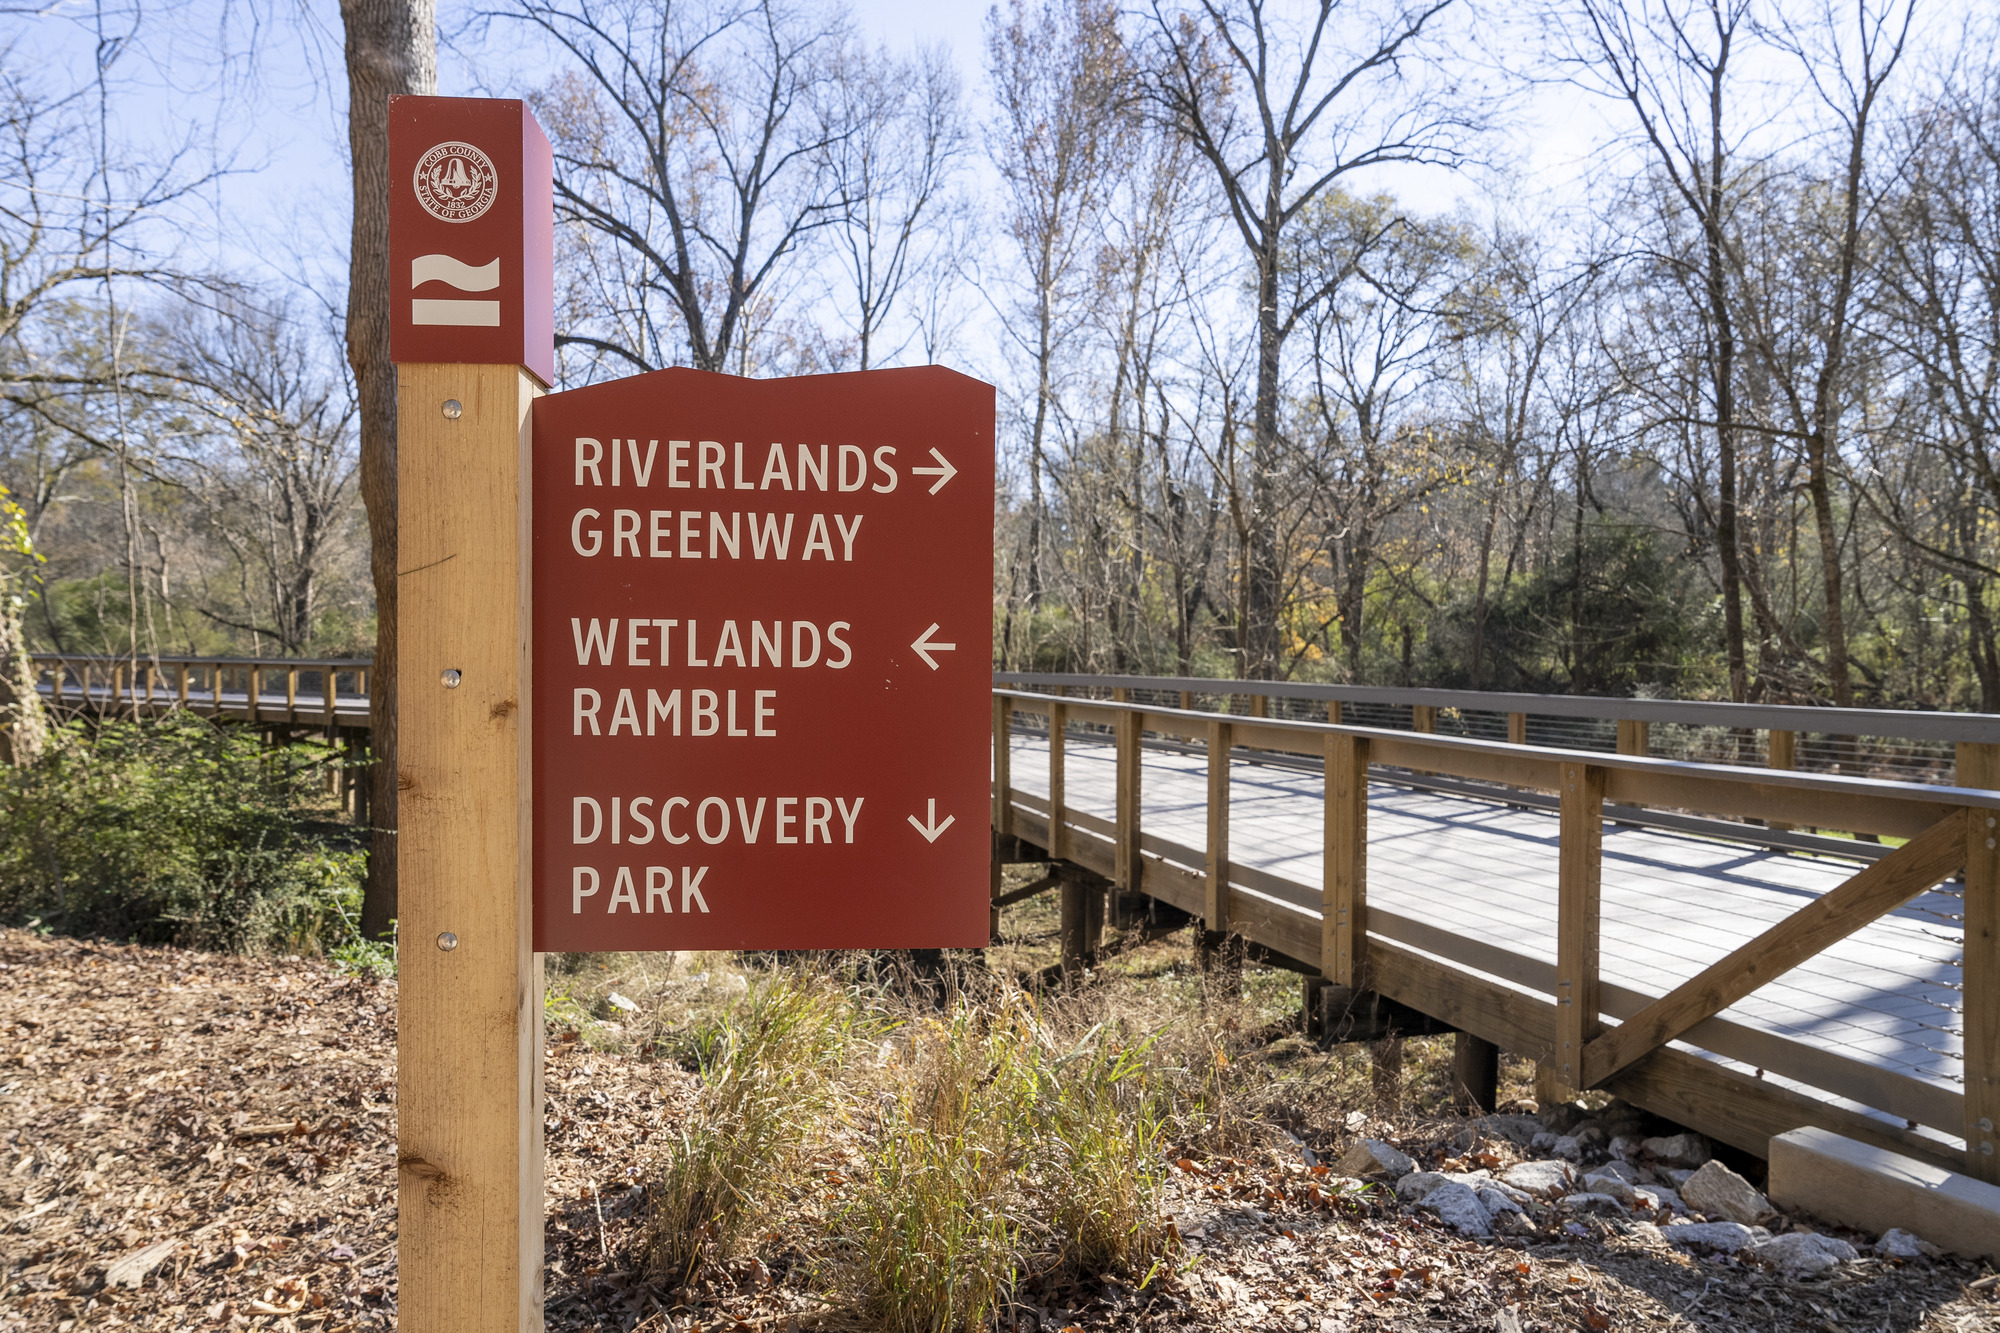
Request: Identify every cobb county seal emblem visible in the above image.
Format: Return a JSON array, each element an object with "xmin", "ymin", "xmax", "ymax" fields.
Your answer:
[{"xmin": 412, "ymin": 141, "xmax": 498, "ymax": 223}]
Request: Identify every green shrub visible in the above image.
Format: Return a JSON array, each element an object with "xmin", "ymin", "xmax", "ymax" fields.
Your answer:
[{"xmin": 0, "ymin": 714, "xmax": 370, "ymax": 956}]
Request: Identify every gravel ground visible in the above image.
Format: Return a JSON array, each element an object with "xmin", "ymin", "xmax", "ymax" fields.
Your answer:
[{"xmin": 1, "ymin": 927, "xmax": 1995, "ymax": 1332}]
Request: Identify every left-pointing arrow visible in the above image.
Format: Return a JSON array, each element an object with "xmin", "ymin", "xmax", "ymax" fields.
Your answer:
[
  {"xmin": 911, "ymin": 623, "xmax": 957, "ymax": 670},
  {"xmin": 908, "ymin": 799, "xmax": 956, "ymax": 843}
]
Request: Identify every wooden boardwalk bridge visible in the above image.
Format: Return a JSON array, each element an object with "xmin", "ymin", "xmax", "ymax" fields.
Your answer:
[
  {"xmin": 29, "ymin": 652, "xmax": 2000, "ymax": 1186},
  {"xmin": 29, "ymin": 653, "xmax": 373, "ymax": 730},
  {"xmin": 992, "ymin": 672, "xmax": 2000, "ymax": 1190}
]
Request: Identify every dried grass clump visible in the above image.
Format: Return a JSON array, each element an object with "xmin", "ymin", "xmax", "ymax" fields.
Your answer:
[
  {"xmin": 842, "ymin": 1001, "xmax": 1023, "ymax": 1333},
  {"xmin": 836, "ymin": 991, "xmax": 1175, "ymax": 1331},
  {"xmin": 640, "ymin": 970, "xmax": 857, "ymax": 1287},
  {"xmin": 1029, "ymin": 1022, "xmax": 1171, "ymax": 1282}
]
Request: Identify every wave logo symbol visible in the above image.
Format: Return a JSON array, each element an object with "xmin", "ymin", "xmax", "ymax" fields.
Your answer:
[
  {"xmin": 411, "ymin": 254, "xmax": 501, "ymax": 326},
  {"xmin": 413, "ymin": 141, "xmax": 498, "ymax": 223}
]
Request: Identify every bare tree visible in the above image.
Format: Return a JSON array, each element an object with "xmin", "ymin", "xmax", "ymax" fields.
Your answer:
[
  {"xmin": 1146, "ymin": 0, "xmax": 1480, "ymax": 678},
  {"xmin": 821, "ymin": 42, "xmax": 968, "ymax": 371},
  {"xmin": 1727, "ymin": 0, "xmax": 1914, "ymax": 706},
  {"xmin": 1865, "ymin": 32, "xmax": 2000, "ymax": 706},
  {"xmin": 1553, "ymin": 0, "xmax": 1755, "ymax": 700},
  {"xmin": 163, "ymin": 300, "xmax": 361, "ymax": 656},
  {"xmin": 1449, "ymin": 220, "xmax": 1603, "ymax": 688},
  {"xmin": 985, "ymin": 0, "xmax": 1135, "ymax": 615},
  {"xmin": 1291, "ymin": 194, "xmax": 1466, "ymax": 679},
  {"xmin": 512, "ymin": 0, "xmax": 849, "ymax": 378}
]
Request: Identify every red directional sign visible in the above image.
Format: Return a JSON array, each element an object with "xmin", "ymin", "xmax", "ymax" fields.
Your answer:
[{"xmin": 530, "ymin": 365, "xmax": 994, "ymax": 950}]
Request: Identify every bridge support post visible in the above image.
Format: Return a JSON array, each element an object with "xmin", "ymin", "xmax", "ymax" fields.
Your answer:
[
  {"xmin": 1556, "ymin": 762, "xmax": 1605, "ymax": 1099},
  {"xmin": 1324, "ymin": 734, "xmax": 1370, "ymax": 988},
  {"xmin": 1048, "ymin": 697, "xmax": 1068, "ymax": 861},
  {"xmin": 1204, "ymin": 718, "xmax": 1232, "ymax": 937},
  {"xmin": 1058, "ymin": 864, "xmax": 1104, "ymax": 979},
  {"xmin": 1961, "ymin": 743, "xmax": 2000, "ymax": 1183},
  {"xmin": 1113, "ymin": 690, "xmax": 1142, "ymax": 901},
  {"xmin": 1371, "ymin": 1038, "xmax": 1404, "ymax": 1108},
  {"xmin": 1768, "ymin": 730, "xmax": 1797, "ymax": 831},
  {"xmin": 1452, "ymin": 1033, "xmax": 1500, "ymax": 1114}
]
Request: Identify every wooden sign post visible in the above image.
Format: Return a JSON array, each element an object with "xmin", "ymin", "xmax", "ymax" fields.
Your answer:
[
  {"xmin": 385, "ymin": 93, "xmax": 993, "ymax": 1331},
  {"xmin": 389, "ymin": 96, "xmax": 554, "ymax": 1332}
]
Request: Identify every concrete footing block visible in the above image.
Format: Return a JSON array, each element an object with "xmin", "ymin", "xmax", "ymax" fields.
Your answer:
[{"xmin": 1768, "ymin": 1127, "xmax": 2000, "ymax": 1260}]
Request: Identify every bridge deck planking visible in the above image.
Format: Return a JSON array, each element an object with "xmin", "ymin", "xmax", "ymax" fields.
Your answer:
[{"xmin": 1007, "ymin": 733, "xmax": 1964, "ymax": 1105}]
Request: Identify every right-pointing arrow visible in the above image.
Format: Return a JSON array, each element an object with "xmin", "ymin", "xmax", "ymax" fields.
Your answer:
[
  {"xmin": 908, "ymin": 799, "xmax": 955, "ymax": 843},
  {"xmin": 911, "ymin": 623, "xmax": 956, "ymax": 670},
  {"xmin": 910, "ymin": 447, "xmax": 958, "ymax": 495}
]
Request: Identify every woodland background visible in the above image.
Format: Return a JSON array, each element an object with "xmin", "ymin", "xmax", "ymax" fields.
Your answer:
[{"xmin": 7, "ymin": 0, "xmax": 2000, "ymax": 712}]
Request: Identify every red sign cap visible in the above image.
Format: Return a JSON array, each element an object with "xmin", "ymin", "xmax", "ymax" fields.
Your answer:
[{"xmin": 388, "ymin": 96, "xmax": 554, "ymax": 385}]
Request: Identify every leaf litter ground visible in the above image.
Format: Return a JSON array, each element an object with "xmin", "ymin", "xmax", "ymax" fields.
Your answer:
[{"xmin": 0, "ymin": 925, "xmax": 1995, "ymax": 1332}]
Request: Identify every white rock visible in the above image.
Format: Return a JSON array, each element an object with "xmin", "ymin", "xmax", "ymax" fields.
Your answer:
[
  {"xmin": 1666, "ymin": 1221, "xmax": 1760, "ymax": 1253},
  {"xmin": 1529, "ymin": 1132, "xmax": 1559, "ymax": 1155},
  {"xmin": 1551, "ymin": 1135, "xmax": 1584, "ymax": 1162},
  {"xmin": 1561, "ymin": 1192, "xmax": 1629, "ymax": 1216},
  {"xmin": 1418, "ymin": 1182, "xmax": 1494, "ymax": 1237},
  {"xmin": 1681, "ymin": 1161, "xmax": 1775, "ymax": 1226},
  {"xmin": 1580, "ymin": 1172, "xmax": 1639, "ymax": 1206},
  {"xmin": 1592, "ymin": 1160, "xmax": 1641, "ymax": 1184},
  {"xmin": 1476, "ymin": 1185, "xmax": 1526, "ymax": 1219},
  {"xmin": 606, "ymin": 991, "xmax": 639, "ymax": 1013},
  {"xmin": 1873, "ymin": 1228, "xmax": 1940, "ymax": 1260},
  {"xmin": 1336, "ymin": 1138, "xmax": 1415, "ymax": 1181},
  {"xmin": 1499, "ymin": 1160, "xmax": 1574, "ymax": 1198},
  {"xmin": 1609, "ymin": 1134, "xmax": 1645, "ymax": 1162},
  {"xmin": 1642, "ymin": 1133, "xmax": 1711, "ymax": 1168},
  {"xmin": 1748, "ymin": 1231, "xmax": 1857, "ymax": 1279},
  {"xmin": 1395, "ymin": 1171, "xmax": 1454, "ymax": 1203}
]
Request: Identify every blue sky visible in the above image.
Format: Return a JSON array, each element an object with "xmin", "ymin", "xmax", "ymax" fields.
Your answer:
[{"xmin": 10, "ymin": 0, "xmax": 1605, "ymax": 317}]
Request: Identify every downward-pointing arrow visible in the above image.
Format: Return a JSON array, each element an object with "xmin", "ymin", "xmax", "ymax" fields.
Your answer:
[
  {"xmin": 911, "ymin": 447, "xmax": 958, "ymax": 495},
  {"xmin": 907, "ymin": 799, "xmax": 955, "ymax": 843},
  {"xmin": 911, "ymin": 623, "xmax": 956, "ymax": 670}
]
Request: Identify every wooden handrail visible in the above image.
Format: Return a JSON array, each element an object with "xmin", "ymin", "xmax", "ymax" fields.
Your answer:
[
  {"xmin": 27, "ymin": 652, "xmax": 371, "ymax": 667},
  {"xmin": 996, "ymin": 669, "xmax": 2000, "ymax": 745},
  {"xmin": 998, "ymin": 690, "xmax": 2000, "ymax": 819}
]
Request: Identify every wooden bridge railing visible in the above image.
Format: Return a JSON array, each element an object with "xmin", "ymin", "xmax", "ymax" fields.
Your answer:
[
  {"xmin": 997, "ymin": 670, "xmax": 2000, "ymax": 790},
  {"xmin": 992, "ymin": 682, "xmax": 2000, "ymax": 1188},
  {"xmin": 30, "ymin": 653, "xmax": 373, "ymax": 729}
]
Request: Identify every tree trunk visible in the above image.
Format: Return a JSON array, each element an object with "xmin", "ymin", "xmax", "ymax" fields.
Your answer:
[
  {"xmin": 342, "ymin": 0, "xmax": 436, "ymax": 938},
  {"xmin": 1244, "ymin": 248, "xmax": 1284, "ymax": 681},
  {"xmin": 1966, "ymin": 575, "xmax": 2000, "ymax": 713},
  {"xmin": 1803, "ymin": 429, "xmax": 1853, "ymax": 706}
]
